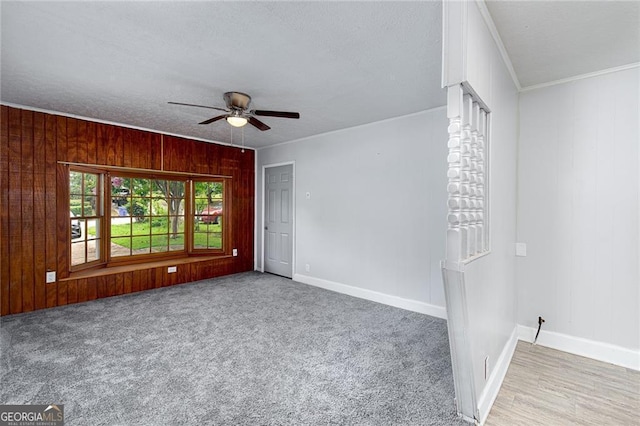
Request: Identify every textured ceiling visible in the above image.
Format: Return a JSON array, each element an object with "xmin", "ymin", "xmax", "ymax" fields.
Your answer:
[
  {"xmin": 0, "ymin": 1, "xmax": 444, "ymax": 149},
  {"xmin": 4, "ymin": 1, "xmax": 637, "ymax": 148},
  {"xmin": 486, "ymin": 1, "xmax": 640, "ymax": 88}
]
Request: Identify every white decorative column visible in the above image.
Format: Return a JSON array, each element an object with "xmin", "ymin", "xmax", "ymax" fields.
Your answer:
[
  {"xmin": 442, "ymin": 83, "xmax": 491, "ymax": 423},
  {"xmin": 446, "ymin": 88, "xmax": 463, "ymax": 261},
  {"xmin": 468, "ymin": 101, "xmax": 479, "ymax": 256},
  {"xmin": 477, "ymin": 109, "xmax": 488, "ymax": 253},
  {"xmin": 446, "ymin": 86, "xmax": 490, "ymax": 263}
]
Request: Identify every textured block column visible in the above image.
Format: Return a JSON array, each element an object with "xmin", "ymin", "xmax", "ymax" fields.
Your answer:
[{"xmin": 446, "ymin": 86, "xmax": 490, "ymax": 262}]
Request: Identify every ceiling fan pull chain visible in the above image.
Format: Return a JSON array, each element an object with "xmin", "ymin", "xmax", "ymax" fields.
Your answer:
[{"xmin": 241, "ymin": 126, "xmax": 245, "ymax": 153}]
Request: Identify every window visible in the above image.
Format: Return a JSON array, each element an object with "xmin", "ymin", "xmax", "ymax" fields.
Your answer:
[
  {"xmin": 70, "ymin": 170, "xmax": 103, "ymax": 268},
  {"xmin": 110, "ymin": 176, "xmax": 186, "ymax": 257},
  {"xmin": 69, "ymin": 167, "xmax": 230, "ymax": 271},
  {"xmin": 193, "ymin": 180, "xmax": 224, "ymax": 251}
]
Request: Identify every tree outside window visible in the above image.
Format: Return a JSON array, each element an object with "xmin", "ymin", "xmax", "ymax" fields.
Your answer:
[
  {"xmin": 193, "ymin": 180, "xmax": 224, "ymax": 250},
  {"xmin": 109, "ymin": 176, "xmax": 186, "ymax": 257},
  {"xmin": 69, "ymin": 167, "xmax": 229, "ymax": 271}
]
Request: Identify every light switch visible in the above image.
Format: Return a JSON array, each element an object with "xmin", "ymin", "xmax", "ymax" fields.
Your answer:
[
  {"xmin": 46, "ymin": 271, "xmax": 56, "ymax": 283},
  {"xmin": 515, "ymin": 243, "xmax": 527, "ymax": 257}
]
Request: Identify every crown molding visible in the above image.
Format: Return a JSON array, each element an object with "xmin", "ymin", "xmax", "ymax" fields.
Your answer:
[
  {"xmin": 475, "ymin": 0, "xmax": 522, "ymax": 91},
  {"xmin": 520, "ymin": 62, "xmax": 640, "ymax": 92}
]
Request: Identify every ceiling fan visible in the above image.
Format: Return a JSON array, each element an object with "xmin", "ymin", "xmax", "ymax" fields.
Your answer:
[{"xmin": 168, "ymin": 91, "xmax": 300, "ymax": 131}]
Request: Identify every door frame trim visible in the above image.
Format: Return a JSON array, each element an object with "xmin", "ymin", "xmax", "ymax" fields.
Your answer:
[{"xmin": 260, "ymin": 161, "xmax": 296, "ymax": 277}]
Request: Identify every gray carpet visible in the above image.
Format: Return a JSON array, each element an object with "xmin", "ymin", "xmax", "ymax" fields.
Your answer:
[{"xmin": 1, "ymin": 272, "xmax": 465, "ymax": 425}]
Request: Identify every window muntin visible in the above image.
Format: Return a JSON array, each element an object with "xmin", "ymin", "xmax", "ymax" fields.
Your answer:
[
  {"xmin": 68, "ymin": 168, "xmax": 230, "ymax": 272},
  {"xmin": 109, "ymin": 176, "xmax": 186, "ymax": 258},
  {"xmin": 193, "ymin": 180, "xmax": 224, "ymax": 251},
  {"xmin": 70, "ymin": 170, "xmax": 103, "ymax": 268},
  {"xmin": 109, "ymin": 174, "xmax": 186, "ymax": 259}
]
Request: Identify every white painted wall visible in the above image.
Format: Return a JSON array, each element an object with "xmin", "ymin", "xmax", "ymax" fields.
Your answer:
[
  {"xmin": 462, "ymin": 53, "xmax": 518, "ymax": 412},
  {"xmin": 460, "ymin": 16, "xmax": 519, "ymax": 422},
  {"xmin": 256, "ymin": 108, "xmax": 449, "ymax": 316},
  {"xmin": 442, "ymin": 1, "xmax": 520, "ymax": 421},
  {"xmin": 517, "ymin": 67, "xmax": 640, "ymax": 354}
]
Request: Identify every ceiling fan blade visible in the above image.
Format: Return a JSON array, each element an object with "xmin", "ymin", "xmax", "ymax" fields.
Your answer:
[
  {"xmin": 248, "ymin": 116, "xmax": 271, "ymax": 131},
  {"xmin": 252, "ymin": 110, "xmax": 300, "ymax": 119},
  {"xmin": 168, "ymin": 101, "xmax": 228, "ymax": 112},
  {"xmin": 199, "ymin": 115, "xmax": 227, "ymax": 125}
]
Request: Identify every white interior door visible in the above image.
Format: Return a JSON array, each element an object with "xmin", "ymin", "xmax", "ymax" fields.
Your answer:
[{"xmin": 264, "ymin": 164, "xmax": 293, "ymax": 278}]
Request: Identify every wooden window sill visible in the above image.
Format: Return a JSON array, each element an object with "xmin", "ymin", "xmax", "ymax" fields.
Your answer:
[{"xmin": 62, "ymin": 255, "xmax": 233, "ymax": 281}]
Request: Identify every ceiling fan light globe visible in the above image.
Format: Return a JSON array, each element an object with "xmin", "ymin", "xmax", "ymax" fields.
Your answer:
[{"xmin": 226, "ymin": 116, "xmax": 248, "ymax": 127}]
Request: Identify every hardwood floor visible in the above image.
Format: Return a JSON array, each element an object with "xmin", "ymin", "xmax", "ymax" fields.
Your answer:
[{"xmin": 485, "ymin": 341, "xmax": 640, "ymax": 426}]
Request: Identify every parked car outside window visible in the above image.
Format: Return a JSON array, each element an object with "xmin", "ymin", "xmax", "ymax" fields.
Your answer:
[{"xmin": 71, "ymin": 212, "xmax": 82, "ymax": 239}]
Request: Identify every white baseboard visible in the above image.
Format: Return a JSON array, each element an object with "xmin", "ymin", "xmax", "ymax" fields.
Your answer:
[
  {"xmin": 477, "ymin": 326, "xmax": 518, "ymax": 425},
  {"xmin": 292, "ymin": 273, "xmax": 447, "ymax": 320},
  {"xmin": 518, "ymin": 325, "xmax": 640, "ymax": 371}
]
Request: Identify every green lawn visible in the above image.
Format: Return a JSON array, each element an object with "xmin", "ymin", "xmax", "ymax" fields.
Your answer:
[{"xmin": 89, "ymin": 219, "xmax": 222, "ymax": 250}]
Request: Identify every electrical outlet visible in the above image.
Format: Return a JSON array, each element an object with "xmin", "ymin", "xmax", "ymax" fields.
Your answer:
[
  {"xmin": 305, "ymin": 264, "xmax": 310, "ymax": 273},
  {"xmin": 232, "ymin": 248, "xmax": 238, "ymax": 257},
  {"xmin": 46, "ymin": 271, "xmax": 56, "ymax": 283},
  {"xmin": 168, "ymin": 266, "xmax": 177, "ymax": 273}
]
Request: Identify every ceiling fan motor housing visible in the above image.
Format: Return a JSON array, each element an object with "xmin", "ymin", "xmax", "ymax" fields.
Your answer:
[{"xmin": 224, "ymin": 92, "xmax": 252, "ymax": 110}]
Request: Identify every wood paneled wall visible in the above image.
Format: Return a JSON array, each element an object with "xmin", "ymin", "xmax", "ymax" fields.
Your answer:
[{"xmin": 0, "ymin": 105, "xmax": 255, "ymax": 316}]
